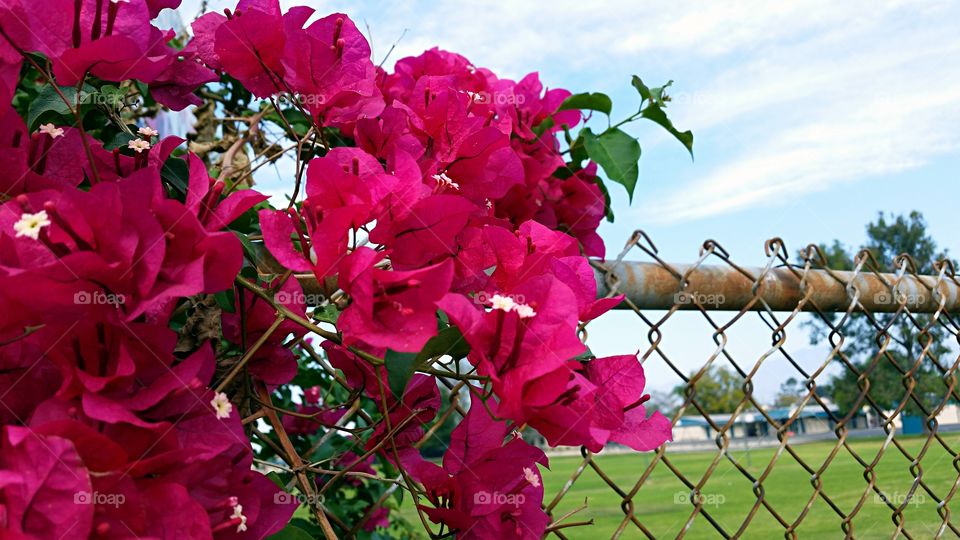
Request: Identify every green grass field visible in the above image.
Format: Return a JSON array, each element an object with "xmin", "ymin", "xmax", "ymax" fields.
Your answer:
[
  {"xmin": 399, "ymin": 434, "xmax": 960, "ymax": 538},
  {"xmin": 541, "ymin": 434, "xmax": 960, "ymax": 539}
]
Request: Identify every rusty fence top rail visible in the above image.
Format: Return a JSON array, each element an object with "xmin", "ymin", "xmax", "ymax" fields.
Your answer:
[{"xmin": 594, "ymin": 261, "xmax": 960, "ymax": 313}]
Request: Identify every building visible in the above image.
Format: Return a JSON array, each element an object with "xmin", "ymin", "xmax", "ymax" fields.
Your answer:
[{"xmin": 672, "ymin": 405, "xmax": 870, "ymax": 442}]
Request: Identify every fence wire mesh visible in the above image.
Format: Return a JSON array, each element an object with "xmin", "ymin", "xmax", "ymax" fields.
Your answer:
[{"xmin": 536, "ymin": 231, "xmax": 960, "ymax": 539}]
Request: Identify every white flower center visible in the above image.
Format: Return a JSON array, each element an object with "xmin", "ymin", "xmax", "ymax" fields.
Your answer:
[
  {"xmin": 231, "ymin": 503, "xmax": 248, "ymax": 532},
  {"xmin": 513, "ymin": 303, "xmax": 537, "ymax": 319},
  {"xmin": 38, "ymin": 123, "xmax": 64, "ymax": 138},
  {"xmin": 432, "ymin": 172, "xmax": 460, "ymax": 190},
  {"xmin": 137, "ymin": 126, "xmax": 159, "ymax": 138},
  {"xmin": 523, "ymin": 466, "xmax": 541, "ymax": 488},
  {"xmin": 490, "ymin": 294, "xmax": 515, "ymax": 312},
  {"xmin": 14, "ymin": 210, "xmax": 52, "ymax": 240},
  {"xmin": 127, "ymin": 139, "xmax": 151, "ymax": 153},
  {"xmin": 211, "ymin": 392, "xmax": 233, "ymax": 419}
]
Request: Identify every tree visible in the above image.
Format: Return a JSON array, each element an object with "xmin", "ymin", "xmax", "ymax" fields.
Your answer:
[
  {"xmin": 673, "ymin": 365, "xmax": 745, "ymax": 414},
  {"xmin": 647, "ymin": 388, "xmax": 683, "ymax": 418},
  {"xmin": 772, "ymin": 377, "xmax": 805, "ymax": 408},
  {"xmin": 803, "ymin": 212, "xmax": 952, "ymax": 416}
]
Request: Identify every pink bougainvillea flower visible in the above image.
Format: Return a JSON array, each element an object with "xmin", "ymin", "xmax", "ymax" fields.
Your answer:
[
  {"xmin": 582, "ymin": 355, "xmax": 673, "ymax": 450},
  {"xmin": 19, "ymin": 367, "xmax": 295, "ymax": 539},
  {"xmin": 438, "ymin": 274, "xmax": 587, "ymax": 420},
  {"xmin": 354, "ymin": 105, "xmax": 426, "ymax": 162},
  {"xmin": 150, "ymin": 49, "xmax": 220, "ymax": 110},
  {"xmin": 184, "ymin": 153, "xmax": 267, "ymax": 230},
  {"xmin": 0, "ymin": 0, "xmax": 206, "ymax": 99},
  {"xmin": 0, "ymin": 116, "xmax": 94, "ymax": 196},
  {"xmin": 146, "ymin": 0, "xmax": 182, "ymax": 18},
  {"xmin": 536, "ymin": 164, "xmax": 607, "ymax": 258},
  {"xmin": 397, "ymin": 396, "xmax": 549, "ymax": 540},
  {"xmin": 206, "ymin": 0, "xmax": 286, "ymax": 97},
  {"xmin": 260, "ymin": 147, "xmax": 424, "ymax": 280},
  {"xmin": 371, "ymin": 194, "xmax": 482, "ymax": 270},
  {"xmin": 486, "ymin": 72, "xmax": 581, "ymax": 140},
  {"xmin": 485, "ymin": 220, "xmax": 621, "ymax": 320},
  {"xmin": 323, "ymin": 341, "xmax": 386, "ymax": 399},
  {"xmin": 0, "ymin": 167, "xmax": 242, "ymax": 321},
  {"xmin": 380, "ymin": 47, "xmax": 490, "ymax": 107},
  {"xmin": 355, "ymin": 372, "xmax": 440, "ymax": 458},
  {"xmin": 398, "ymin": 79, "xmax": 486, "ymax": 166},
  {"xmin": 281, "ymin": 11, "xmax": 383, "ymax": 126},
  {"xmin": 0, "ymin": 4, "xmax": 667, "ymax": 539},
  {"xmin": 497, "ymin": 355, "xmax": 673, "ymax": 452},
  {"xmin": 303, "ymin": 147, "xmax": 402, "ymax": 229},
  {"xmin": 258, "ymin": 202, "xmax": 352, "ymax": 280},
  {"xmin": 0, "ymin": 426, "xmax": 93, "ymax": 540},
  {"xmin": 338, "ymin": 247, "xmax": 453, "ymax": 352},
  {"xmin": 221, "ymin": 277, "xmax": 307, "ymax": 386},
  {"xmin": 440, "ymin": 126, "xmax": 524, "ymax": 204}
]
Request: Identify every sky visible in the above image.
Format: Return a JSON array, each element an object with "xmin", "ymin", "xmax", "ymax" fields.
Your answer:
[{"xmin": 174, "ymin": 1, "xmax": 960, "ymax": 402}]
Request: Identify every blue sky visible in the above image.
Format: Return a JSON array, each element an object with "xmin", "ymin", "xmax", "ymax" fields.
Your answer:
[{"xmin": 175, "ymin": 1, "xmax": 960, "ymax": 402}]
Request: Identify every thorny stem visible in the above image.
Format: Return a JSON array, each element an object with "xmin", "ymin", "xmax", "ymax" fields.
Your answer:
[
  {"xmin": 255, "ymin": 381, "xmax": 340, "ymax": 540},
  {"xmin": 214, "ymin": 313, "xmax": 285, "ymax": 393}
]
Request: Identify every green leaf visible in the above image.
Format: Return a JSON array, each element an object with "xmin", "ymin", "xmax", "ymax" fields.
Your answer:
[
  {"xmin": 416, "ymin": 326, "xmax": 470, "ymax": 363},
  {"xmin": 568, "ymin": 133, "xmax": 589, "ymax": 166},
  {"xmin": 134, "ymin": 81, "xmax": 155, "ymax": 107},
  {"xmin": 233, "ymin": 231, "xmax": 261, "ymax": 267},
  {"xmin": 265, "ymin": 471, "xmax": 285, "ymax": 489},
  {"xmin": 266, "ymin": 524, "xmax": 314, "ymax": 540},
  {"xmin": 385, "ymin": 349, "xmax": 419, "ymax": 400},
  {"xmin": 582, "ymin": 127, "xmax": 641, "ymax": 202},
  {"xmin": 631, "ymin": 76, "xmax": 673, "ymax": 106},
  {"xmin": 26, "ymin": 83, "xmax": 95, "ymax": 130},
  {"xmin": 530, "ymin": 116, "xmax": 554, "ymax": 138},
  {"xmin": 558, "ymin": 92, "xmax": 613, "ymax": 116},
  {"xmin": 103, "ymin": 130, "xmax": 135, "ymax": 151},
  {"xmin": 573, "ymin": 347, "xmax": 598, "ymax": 361},
  {"xmin": 214, "ymin": 289, "xmax": 236, "ymax": 313},
  {"xmin": 264, "ymin": 107, "xmax": 312, "ymax": 138},
  {"xmin": 314, "ymin": 304, "xmax": 340, "ymax": 325},
  {"xmin": 97, "ymin": 85, "xmax": 127, "ymax": 110},
  {"xmin": 642, "ymin": 105, "xmax": 694, "ymax": 158},
  {"xmin": 292, "ymin": 365, "xmax": 326, "ymax": 387},
  {"xmin": 160, "ymin": 157, "xmax": 190, "ymax": 196}
]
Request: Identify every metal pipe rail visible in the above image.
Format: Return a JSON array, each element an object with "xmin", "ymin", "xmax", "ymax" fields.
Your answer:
[
  {"xmin": 254, "ymin": 243, "xmax": 960, "ymax": 313},
  {"xmin": 594, "ymin": 261, "xmax": 960, "ymax": 313}
]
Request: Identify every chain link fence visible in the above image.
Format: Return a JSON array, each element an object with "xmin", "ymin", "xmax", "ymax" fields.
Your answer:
[{"xmin": 538, "ymin": 231, "xmax": 960, "ymax": 539}]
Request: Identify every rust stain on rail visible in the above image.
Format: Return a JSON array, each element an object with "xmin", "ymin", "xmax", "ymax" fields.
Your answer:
[{"xmin": 595, "ymin": 261, "xmax": 959, "ymax": 313}]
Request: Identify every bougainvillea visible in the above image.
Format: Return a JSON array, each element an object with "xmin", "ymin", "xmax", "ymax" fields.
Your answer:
[{"xmin": 0, "ymin": 1, "xmax": 691, "ymax": 538}]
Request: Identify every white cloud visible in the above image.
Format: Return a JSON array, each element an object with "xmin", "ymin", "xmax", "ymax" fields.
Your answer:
[
  {"xmin": 639, "ymin": 2, "xmax": 960, "ymax": 223},
  {"xmin": 177, "ymin": 0, "xmax": 960, "ymax": 225}
]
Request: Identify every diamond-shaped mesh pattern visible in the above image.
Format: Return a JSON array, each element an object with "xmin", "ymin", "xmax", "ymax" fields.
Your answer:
[{"xmin": 542, "ymin": 231, "xmax": 960, "ymax": 539}]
